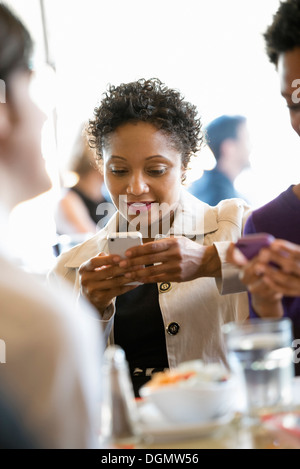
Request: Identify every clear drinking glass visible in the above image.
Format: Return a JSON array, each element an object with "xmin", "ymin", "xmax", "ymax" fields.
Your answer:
[{"xmin": 223, "ymin": 318, "xmax": 295, "ymax": 417}]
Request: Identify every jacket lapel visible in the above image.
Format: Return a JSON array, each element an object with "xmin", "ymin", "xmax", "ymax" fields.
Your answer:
[
  {"xmin": 63, "ymin": 190, "xmax": 218, "ymax": 268},
  {"xmin": 171, "ymin": 190, "xmax": 218, "ymax": 239}
]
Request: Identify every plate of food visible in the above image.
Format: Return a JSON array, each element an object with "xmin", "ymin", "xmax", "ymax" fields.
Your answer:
[
  {"xmin": 137, "ymin": 399, "xmax": 234, "ymax": 443},
  {"xmin": 139, "ymin": 360, "xmax": 236, "ymax": 427}
]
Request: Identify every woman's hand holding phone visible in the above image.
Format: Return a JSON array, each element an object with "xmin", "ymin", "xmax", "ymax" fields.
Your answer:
[
  {"xmin": 79, "ymin": 252, "xmax": 140, "ymax": 315},
  {"xmin": 116, "ymin": 236, "xmax": 221, "ymax": 284},
  {"xmin": 107, "ymin": 232, "xmax": 144, "ymax": 286},
  {"xmin": 79, "ymin": 233, "xmax": 144, "ymax": 315}
]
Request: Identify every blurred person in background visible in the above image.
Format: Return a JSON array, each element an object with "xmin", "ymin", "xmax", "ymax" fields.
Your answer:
[
  {"xmin": 188, "ymin": 115, "xmax": 251, "ymax": 206},
  {"xmin": 0, "ymin": 4, "xmax": 103, "ymax": 448},
  {"xmin": 226, "ymin": 0, "xmax": 300, "ymax": 375},
  {"xmin": 54, "ymin": 124, "xmax": 114, "ymax": 255},
  {"xmin": 55, "ymin": 124, "xmax": 113, "ymax": 237}
]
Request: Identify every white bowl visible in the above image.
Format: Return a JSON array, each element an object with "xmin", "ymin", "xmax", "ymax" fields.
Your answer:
[{"xmin": 140, "ymin": 375, "xmax": 236, "ymax": 424}]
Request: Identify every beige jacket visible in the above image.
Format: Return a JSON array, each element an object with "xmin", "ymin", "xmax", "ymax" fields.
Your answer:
[{"xmin": 49, "ymin": 190, "xmax": 251, "ymax": 368}]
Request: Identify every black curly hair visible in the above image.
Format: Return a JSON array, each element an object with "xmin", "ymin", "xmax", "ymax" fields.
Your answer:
[
  {"xmin": 87, "ymin": 78, "xmax": 203, "ymax": 176},
  {"xmin": 264, "ymin": 0, "xmax": 300, "ymax": 66}
]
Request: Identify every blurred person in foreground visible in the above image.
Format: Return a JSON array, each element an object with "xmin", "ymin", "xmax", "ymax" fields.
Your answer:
[
  {"xmin": 49, "ymin": 77, "xmax": 250, "ymax": 397},
  {"xmin": 0, "ymin": 4, "xmax": 103, "ymax": 448},
  {"xmin": 188, "ymin": 115, "xmax": 251, "ymax": 206},
  {"xmin": 227, "ymin": 0, "xmax": 300, "ymax": 374}
]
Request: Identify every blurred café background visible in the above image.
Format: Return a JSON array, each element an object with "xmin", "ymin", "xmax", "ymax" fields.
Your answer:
[{"xmin": 4, "ymin": 0, "xmax": 299, "ymax": 274}]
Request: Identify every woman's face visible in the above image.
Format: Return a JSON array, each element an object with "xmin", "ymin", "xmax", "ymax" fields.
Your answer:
[{"xmin": 103, "ymin": 121, "xmax": 184, "ymax": 237}]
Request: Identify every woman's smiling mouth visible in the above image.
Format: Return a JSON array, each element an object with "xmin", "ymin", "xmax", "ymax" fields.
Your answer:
[{"xmin": 127, "ymin": 201, "xmax": 155, "ymax": 214}]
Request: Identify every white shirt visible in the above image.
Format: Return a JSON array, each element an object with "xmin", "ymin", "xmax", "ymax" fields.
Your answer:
[{"xmin": 0, "ymin": 203, "xmax": 103, "ymax": 448}]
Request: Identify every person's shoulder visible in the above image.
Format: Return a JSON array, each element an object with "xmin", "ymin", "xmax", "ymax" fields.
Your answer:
[
  {"xmin": 181, "ymin": 189, "xmax": 250, "ymax": 219},
  {"xmin": 252, "ymin": 187, "xmax": 293, "ymax": 217},
  {"xmin": 214, "ymin": 197, "xmax": 249, "ymax": 210},
  {"xmin": 245, "ymin": 186, "xmax": 296, "ymax": 234},
  {"xmin": 188, "ymin": 170, "xmax": 235, "ymax": 205},
  {"xmin": 188, "ymin": 171, "xmax": 210, "ymax": 190},
  {"xmin": 180, "ymin": 188, "xmax": 217, "ymax": 219},
  {"xmin": 0, "ymin": 256, "xmax": 102, "ymax": 412},
  {"xmin": 213, "ymin": 197, "xmax": 251, "ymax": 224},
  {"xmin": 181, "ymin": 188, "xmax": 209, "ymax": 206},
  {"xmin": 0, "ymin": 254, "xmax": 99, "ymax": 337}
]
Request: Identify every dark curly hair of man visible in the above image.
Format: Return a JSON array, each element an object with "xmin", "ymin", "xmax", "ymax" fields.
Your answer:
[
  {"xmin": 264, "ymin": 0, "xmax": 300, "ymax": 65},
  {"xmin": 87, "ymin": 78, "xmax": 203, "ymax": 173}
]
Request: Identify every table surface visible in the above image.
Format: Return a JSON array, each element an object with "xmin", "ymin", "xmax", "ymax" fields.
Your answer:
[
  {"xmin": 133, "ymin": 378, "xmax": 300, "ymax": 449},
  {"xmin": 135, "ymin": 413, "xmax": 300, "ymax": 449}
]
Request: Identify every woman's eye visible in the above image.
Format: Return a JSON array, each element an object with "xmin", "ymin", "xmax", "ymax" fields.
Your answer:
[
  {"xmin": 147, "ymin": 168, "xmax": 167, "ymax": 176},
  {"xmin": 110, "ymin": 168, "xmax": 128, "ymax": 175}
]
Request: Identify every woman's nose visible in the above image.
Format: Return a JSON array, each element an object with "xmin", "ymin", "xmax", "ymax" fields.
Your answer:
[{"xmin": 126, "ymin": 173, "xmax": 149, "ymax": 195}]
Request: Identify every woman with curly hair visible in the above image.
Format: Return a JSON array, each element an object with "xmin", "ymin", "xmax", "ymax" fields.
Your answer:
[{"xmin": 50, "ymin": 78, "xmax": 250, "ymax": 396}]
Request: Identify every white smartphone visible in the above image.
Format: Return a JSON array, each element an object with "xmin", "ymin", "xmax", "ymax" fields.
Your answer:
[{"xmin": 107, "ymin": 232, "xmax": 143, "ymax": 286}]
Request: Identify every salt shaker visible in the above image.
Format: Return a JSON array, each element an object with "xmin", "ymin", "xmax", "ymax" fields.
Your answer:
[{"xmin": 99, "ymin": 345, "xmax": 140, "ymax": 448}]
